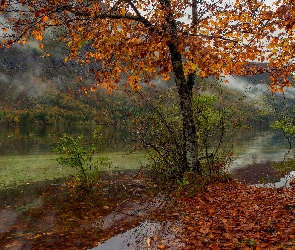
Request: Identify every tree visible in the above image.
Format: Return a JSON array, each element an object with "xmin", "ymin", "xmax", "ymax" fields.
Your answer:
[{"xmin": 0, "ymin": 0, "xmax": 293, "ymax": 175}]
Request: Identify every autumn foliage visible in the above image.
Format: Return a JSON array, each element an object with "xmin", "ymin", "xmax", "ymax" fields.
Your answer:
[
  {"xmin": 0, "ymin": 0, "xmax": 294, "ymax": 88},
  {"xmin": 178, "ymin": 180, "xmax": 295, "ymax": 249}
]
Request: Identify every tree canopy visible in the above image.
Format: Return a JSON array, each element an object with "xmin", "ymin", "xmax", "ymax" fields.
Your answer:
[{"xmin": 1, "ymin": 0, "xmax": 293, "ymax": 89}]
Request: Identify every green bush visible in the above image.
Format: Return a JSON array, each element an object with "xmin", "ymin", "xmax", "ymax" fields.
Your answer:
[
  {"xmin": 193, "ymin": 94, "xmax": 235, "ymax": 177},
  {"xmin": 133, "ymin": 83, "xmax": 244, "ymax": 190},
  {"xmin": 53, "ymin": 125, "xmax": 111, "ymax": 191}
]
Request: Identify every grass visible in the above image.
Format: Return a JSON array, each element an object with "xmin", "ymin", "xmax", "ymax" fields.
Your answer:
[{"xmin": 0, "ymin": 151, "xmax": 148, "ymax": 189}]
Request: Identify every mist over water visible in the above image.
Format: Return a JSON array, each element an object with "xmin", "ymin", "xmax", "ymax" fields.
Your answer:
[
  {"xmin": 224, "ymin": 75, "xmax": 295, "ymax": 100},
  {"xmin": 224, "ymin": 76, "xmax": 267, "ymax": 97}
]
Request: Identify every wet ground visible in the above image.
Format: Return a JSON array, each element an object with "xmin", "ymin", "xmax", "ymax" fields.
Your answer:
[
  {"xmin": 0, "ymin": 169, "xmax": 181, "ymax": 250},
  {"xmin": 232, "ymin": 160, "xmax": 295, "ymax": 188},
  {"xmin": 1, "ymin": 162, "xmax": 294, "ymax": 250},
  {"xmin": 0, "ymin": 172, "xmax": 161, "ymax": 250}
]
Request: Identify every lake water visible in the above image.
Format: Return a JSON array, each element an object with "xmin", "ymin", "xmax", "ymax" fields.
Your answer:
[
  {"xmin": 230, "ymin": 125, "xmax": 294, "ymax": 170},
  {"xmin": 0, "ymin": 123, "xmax": 134, "ymax": 155},
  {"xmin": 0, "ymin": 123, "xmax": 293, "ymax": 165},
  {"xmin": 0, "ymin": 123, "xmax": 293, "ymax": 188},
  {"xmin": 0, "ymin": 124, "xmax": 149, "ymax": 188}
]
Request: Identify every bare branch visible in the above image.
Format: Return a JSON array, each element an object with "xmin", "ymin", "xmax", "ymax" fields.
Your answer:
[
  {"xmin": 56, "ymin": 2, "xmax": 153, "ymax": 28},
  {"xmin": 192, "ymin": 0, "xmax": 197, "ymax": 26}
]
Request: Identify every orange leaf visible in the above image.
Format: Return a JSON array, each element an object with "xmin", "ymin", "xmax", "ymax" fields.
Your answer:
[
  {"xmin": 42, "ymin": 15, "xmax": 49, "ymax": 22},
  {"xmin": 210, "ymin": 243, "xmax": 221, "ymax": 250}
]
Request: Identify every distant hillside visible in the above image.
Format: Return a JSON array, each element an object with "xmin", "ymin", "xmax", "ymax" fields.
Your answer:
[
  {"xmin": 0, "ymin": 38, "xmax": 270, "ymax": 126},
  {"xmin": 0, "ymin": 40, "xmax": 139, "ymax": 124}
]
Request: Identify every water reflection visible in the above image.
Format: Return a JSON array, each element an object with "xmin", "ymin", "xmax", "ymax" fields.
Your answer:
[
  {"xmin": 92, "ymin": 220, "xmax": 183, "ymax": 250},
  {"xmin": 231, "ymin": 128, "xmax": 293, "ymax": 170},
  {"xmin": 255, "ymin": 171, "xmax": 295, "ymax": 188},
  {"xmin": 0, "ymin": 124, "xmax": 134, "ymax": 155},
  {"xmin": 92, "ymin": 221, "xmax": 161, "ymax": 250}
]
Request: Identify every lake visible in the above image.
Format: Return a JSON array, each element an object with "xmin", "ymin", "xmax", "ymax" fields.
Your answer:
[
  {"xmin": 230, "ymin": 124, "xmax": 294, "ymax": 170},
  {"xmin": 0, "ymin": 123, "xmax": 293, "ymax": 189},
  {"xmin": 0, "ymin": 123, "xmax": 133, "ymax": 155}
]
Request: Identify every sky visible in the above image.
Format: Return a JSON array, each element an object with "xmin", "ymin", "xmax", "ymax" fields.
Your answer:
[{"xmin": 264, "ymin": 0, "xmax": 276, "ymax": 6}]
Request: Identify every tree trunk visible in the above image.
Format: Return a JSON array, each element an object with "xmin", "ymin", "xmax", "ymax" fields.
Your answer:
[
  {"xmin": 159, "ymin": 0, "xmax": 201, "ymax": 174},
  {"xmin": 167, "ymin": 41, "xmax": 201, "ymax": 174}
]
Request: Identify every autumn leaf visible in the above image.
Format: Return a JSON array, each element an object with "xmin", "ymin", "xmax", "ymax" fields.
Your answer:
[
  {"xmin": 210, "ymin": 244, "xmax": 221, "ymax": 250},
  {"xmin": 42, "ymin": 15, "xmax": 49, "ymax": 22},
  {"xmin": 178, "ymin": 180, "xmax": 295, "ymax": 249}
]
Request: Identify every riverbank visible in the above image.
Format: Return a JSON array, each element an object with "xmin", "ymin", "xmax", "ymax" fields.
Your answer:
[{"xmin": 0, "ymin": 170, "xmax": 156, "ymax": 249}]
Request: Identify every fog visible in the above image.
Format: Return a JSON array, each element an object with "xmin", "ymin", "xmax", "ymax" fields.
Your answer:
[
  {"xmin": 224, "ymin": 76, "xmax": 268, "ymax": 98},
  {"xmin": 224, "ymin": 75, "xmax": 295, "ymax": 102}
]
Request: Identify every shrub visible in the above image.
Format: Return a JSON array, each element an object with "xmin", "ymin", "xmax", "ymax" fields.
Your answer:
[
  {"xmin": 53, "ymin": 125, "xmax": 111, "ymax": 191},
  {"xmin": 133, "ymin": 83, "xmax": 243, "ymax": 190}
]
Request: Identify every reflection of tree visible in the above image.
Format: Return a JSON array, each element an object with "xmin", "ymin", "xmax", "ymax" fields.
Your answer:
[
  {"xmin": 0, "ymin": 124, "xmax": 134, "ymax": 155},
  {"xmin": 95, "ymin": 220, "xmax": 183, "ymax": 250}
]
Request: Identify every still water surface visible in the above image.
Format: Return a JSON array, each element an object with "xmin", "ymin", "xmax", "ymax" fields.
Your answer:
[
  {"xmin": 231, "ymin": 126, "xmax": 294, "ymax": 170},
  {"xmin": 0, "ymin": 124, "xmax": 147, "ymax": 188},
  {"xmin": 0, "ymin": 124, "xmax": 133, "ymax": 155},
  {"xmin": 0, "ymin": 123, "xmax": 293, "ymax": 165}
]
